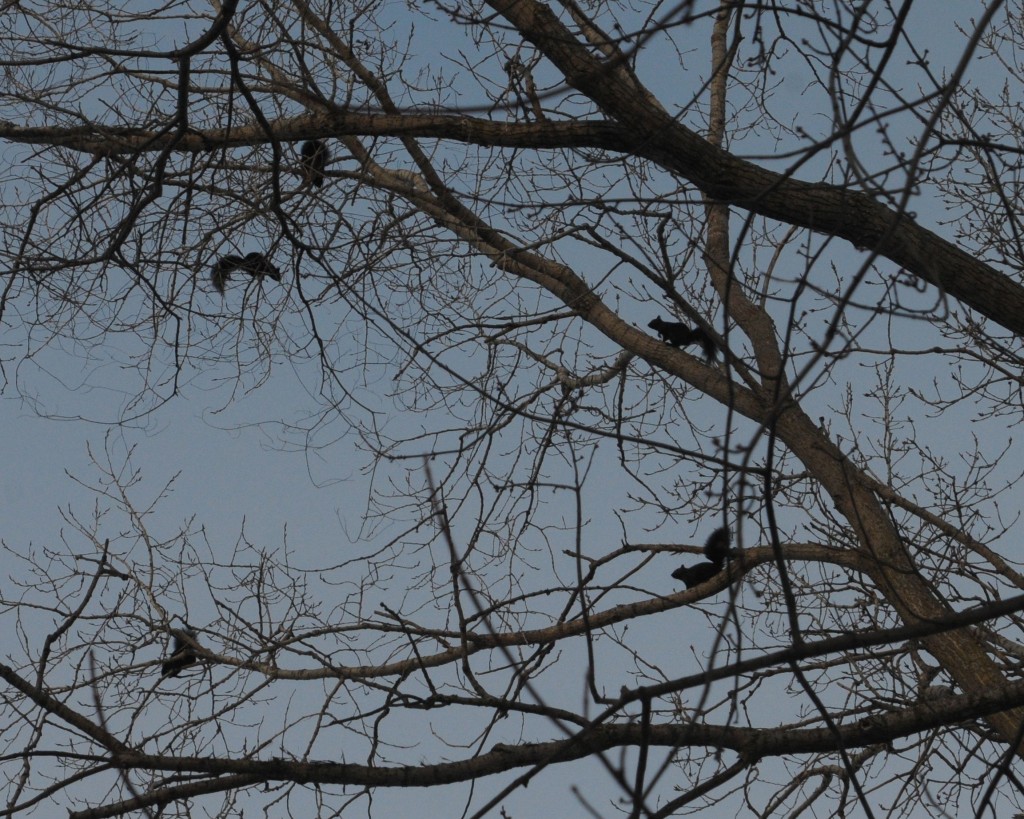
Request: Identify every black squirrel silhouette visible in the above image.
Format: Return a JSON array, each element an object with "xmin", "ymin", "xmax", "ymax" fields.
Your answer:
[
  {"xmin": 161, "ymin": 626, "xmax": 200, "ymax": 678},
  {"xmin": 672, "ymin": 527, "xmax": 730, "ymax": 589},
  {"xmin": 671, "ymin": 561, "xmax": 721, "ymax": 588},
  {"xmin": 211, "ymin": 252, "xmax": 282, "ymax": 294},
  {"xmin": 300, "ymin": 140, "xmax": 329, "ymax": 188},
  {"xmin": 648, "ymin": 316, "xmax": 717, "ymax": 361}
]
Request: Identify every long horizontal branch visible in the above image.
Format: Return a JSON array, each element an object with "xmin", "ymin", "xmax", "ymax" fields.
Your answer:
[
  {"xmin": 4, "ymin": 98, "xmax": 1020, "ymax": 339},
  {"xmin": 0, "ymin": 115, "xmax": 633, "ymax": 154},
  {"xmin": 209, "ymin": 570, "xmax": 1023, "ymax": 688},
  {"xmin": 90, "ymin": 677, "xmax": 1024, "ymax": 794},
  {"xmin": 9, "ymin": 593, "xmax": 1024, "ymax": 816}
]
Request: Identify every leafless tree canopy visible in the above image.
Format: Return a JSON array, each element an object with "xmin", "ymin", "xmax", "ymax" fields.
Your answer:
[{"xmin": 4, "ymin": 0, "xmax": 1024, "ymax": 816}]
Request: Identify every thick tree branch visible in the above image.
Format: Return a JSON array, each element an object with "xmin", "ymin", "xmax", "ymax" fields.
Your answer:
[
  {"xmin": 79, "ymin": 678, "xmax": 1024, "ymax": 797},
  {"xmin": 484, "ymin": 0, "xmax": 1024, "ymax": 337},
  {"xmin": 5, "ymin": 100, "xmax": 1024, "ymax": 337}
]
